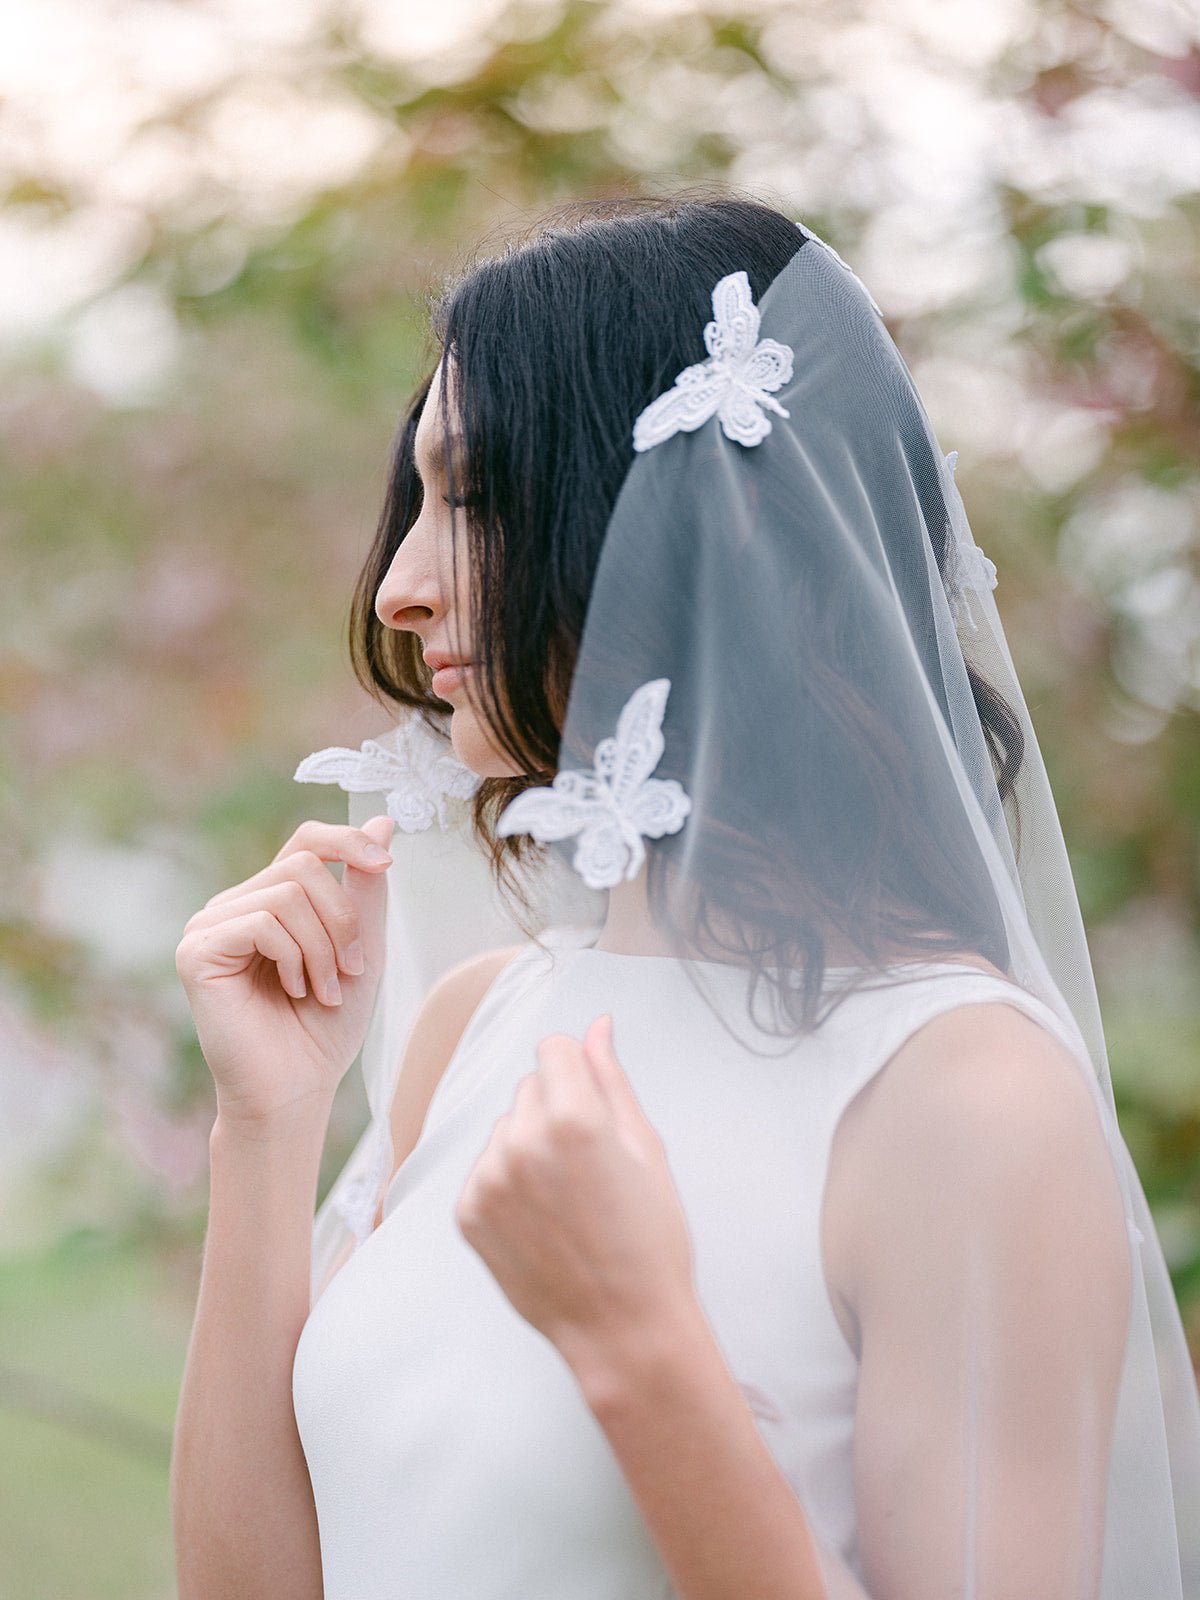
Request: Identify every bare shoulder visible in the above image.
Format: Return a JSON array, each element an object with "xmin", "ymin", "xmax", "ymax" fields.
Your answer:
[
  {"xmin": 822, "ymin": 990, "xmax": 1119, "ymax": 1354},
  {"xmin": 854, "ymin": 995, "xmax": 1101, "ymax": 1141},
  {"xmin": 372, "ymin": 942, "xmax": 529, "ymax": 1230},
  {"xmin": 405, "ymin": 943, "xmax": 533, "ymax": 1078}
]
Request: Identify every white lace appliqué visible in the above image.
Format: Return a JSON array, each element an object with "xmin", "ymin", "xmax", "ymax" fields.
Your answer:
[
  {"xmin": 941, "ymin": 450, "xmax": 998, "ymax": 634},
  {"xmin": 632, "ymin": 271, "xmax": 794, "ymax": 453},
  {"xmin": 333, "ymin": 1120, "xmax": 393, "ymax": 1244},
  {"xmin": 496, "ymin": 678, "xmax": 691, "ymax": 891},
  {"xmin": 293, "ymin": 714, "xmax": 481, "ymax": 831}
]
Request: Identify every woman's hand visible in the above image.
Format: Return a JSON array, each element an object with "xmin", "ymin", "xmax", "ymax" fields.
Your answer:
[
  {"xmin": 456, "ymin": 1014, "xmax": 699, "ymax": 1378},
  {"xmin": 175, "ymin": 814, "xmax": 396, "ymax": 1127}
]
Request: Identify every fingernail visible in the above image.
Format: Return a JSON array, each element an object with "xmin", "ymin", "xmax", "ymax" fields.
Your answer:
[
  {"xmin": 325, "ymin": 977, "xmax": 343, "ymax": 1005},
  {"xmin": 345, "ymin": 941, "xmax": 365, "ymax": 975},
  {"xmin": 363, "ymin": 844, "xmax": 392, "ymax": 864}
]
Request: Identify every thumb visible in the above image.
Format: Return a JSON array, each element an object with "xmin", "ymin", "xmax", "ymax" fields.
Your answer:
[
  {"xmin": 342, "ymin": 814, "xmax": 395, "ymax": 967},
  {"xmin": 359, "ymin": 813, "xmax": 396, "ymax": 851}
]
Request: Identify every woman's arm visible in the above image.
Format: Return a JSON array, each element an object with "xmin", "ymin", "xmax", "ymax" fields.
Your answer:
[
  {"xmin": 173, "ymin": 940, "xmax": 529, "ymax": 1595},
  {"xmin": 561, "ymin": 1002, "xmax": 1130, "ymax": 1600},
  {"xmin": 170, "ymin": 815, "xmax": 399, "ymax": 1598},
  {"xmin": 171, "ymin": 1101, "xmax": 333, "ymax": 1600},
  {"xmin": 842, "ymin": 1002, "xmax": 1130, "ymax": 1599},
  {"xmin": 572, "ymin": 1301, "xmax": 847, "ymax": 1600}
]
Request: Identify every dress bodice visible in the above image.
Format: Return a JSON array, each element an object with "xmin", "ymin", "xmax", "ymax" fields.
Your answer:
[{"xmin": 292, "ymin": 941, "xmax": 1084, "ymax": 1598}]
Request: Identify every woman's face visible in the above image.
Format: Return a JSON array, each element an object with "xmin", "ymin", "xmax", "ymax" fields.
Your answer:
[{"xmin": 374, "ymin": 361, "xmax": 523, "ymax": 778}]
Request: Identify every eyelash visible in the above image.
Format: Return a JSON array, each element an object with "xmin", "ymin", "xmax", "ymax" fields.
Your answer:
[{"xmin": 414, "ymin": 464, "xmax": 479, "ymax": 510}]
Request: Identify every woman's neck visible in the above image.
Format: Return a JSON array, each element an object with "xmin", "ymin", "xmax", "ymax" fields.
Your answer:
[
  {"xmin": 593, "ymin": 871, "xmax": 863, "ymax": 963},
  {"xmin": 590, "ymin": 868, "xmax": 963, "ymax": 970},
  {"xmin": 591, "ymin": 869, "xmax": 676, "ymax": 955}
]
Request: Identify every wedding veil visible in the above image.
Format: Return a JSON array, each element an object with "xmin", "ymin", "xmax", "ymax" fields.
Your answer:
[{"xmin": 295, "ymin": 219, "xmax": 1200, "ymax": 1595}]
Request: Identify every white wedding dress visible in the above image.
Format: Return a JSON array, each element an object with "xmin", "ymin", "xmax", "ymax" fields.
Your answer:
[{"xmin": 292, "ymin": 936, "xmax": 1088, "ymax": 1599}]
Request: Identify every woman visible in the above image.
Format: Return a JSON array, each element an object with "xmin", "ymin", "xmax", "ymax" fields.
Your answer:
[{"xmin": 171, "ymin": 196, "xmax": 1200, "ymax": 1598}]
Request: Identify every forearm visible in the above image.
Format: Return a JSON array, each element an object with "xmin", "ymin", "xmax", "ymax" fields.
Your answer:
[
  {"xmin": 171, "ymin": 1103, "xmax": 333, "ymax": 1600},
  {"xmin": 567, "ymin": 1301, "xmax": 870, "ymax": 1600}
]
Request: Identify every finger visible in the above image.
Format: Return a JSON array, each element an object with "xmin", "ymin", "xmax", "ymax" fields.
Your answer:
[
  {"xmin": 536, "ymin": 1033, "xmax": 605, "ymax": 1124},
  {"xmin": 191, "ymin": 881, "xmax": 345, "ymax": 1005},
  {"xmin": 336, "ymin": 817, "xmax": 395, "ymax": 971},
  {"xmin": 185, "ymin": 909, "xmax": 308, "ymax": 1001},
  {"xmin": 191, "ymin": 856, "xmax": 363, "ymax": 981},
  {"xmin": 582, "ymin": 1015, "xmax": 647, "ymax": 1135},
  {"xmin": 273, "ymin": 815, "xmax": 396, "ymax": 871},
  {"xmin": 504, "ymin": 1071, "xmax": 545, "ymax": 1138},
  {"xmin": 202, "ymin": 820, "xmax": 394, "ymax": 913}
]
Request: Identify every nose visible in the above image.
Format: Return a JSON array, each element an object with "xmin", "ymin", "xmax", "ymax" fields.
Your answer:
[{"xmin": 374, "ymin": 521, "xmax": 446, "ymax": 636}]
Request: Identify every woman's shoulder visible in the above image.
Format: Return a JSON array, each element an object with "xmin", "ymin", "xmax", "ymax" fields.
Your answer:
[
  {"xmin": 409, "ymin": 925, "xmax": 606, "ymax": 1065},
  {"xmin": 376, "ymin": 942, "xmax": 532, "ymax": 1226},
  {"xmin": 822, "ymin": 975, "xmax": 1119, "ymax": 1336},
  {"xmin": 427, "ymin": 941, "xmax": 536, "ymax": 1013},
  {"xmin": 833, "ymin": 965, "xmax": 1105, "ymax": 1198}
]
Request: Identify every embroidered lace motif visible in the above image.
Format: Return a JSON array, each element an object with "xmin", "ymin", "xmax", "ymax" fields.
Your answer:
[
  {"xmin": 333, "ymin": 1120, "xmax": 393, "ymax": 1243},
  {"xmin": 941, "ymin": 450, "xmax": 998, "ymax": 633},
  {"xmin": 632, "ymin": 271, "xmax": 794, "ymax": 452},
  {"xmin": 496, "ymin": 678, "xmax": 691, "ymax": 891},
  {"xmin": 293, "ymin": 714, "xmax": 481, "ymax": 831}
]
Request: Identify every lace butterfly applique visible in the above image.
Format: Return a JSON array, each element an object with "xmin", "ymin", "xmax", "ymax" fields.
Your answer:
[
  {"xmin": 496, "ymin": 677, "xmax": 691, "ymax": 891},
  {"xmin": 632, "ymin": 271, "xmax": 794, "ymax": 452},
  {"xmin": 941, "ymin": 450, "xmax": 998, "ymax": 634},
  {"xmin": 294, "ymin": 713, "xmax": 481, "ymax": 831}
]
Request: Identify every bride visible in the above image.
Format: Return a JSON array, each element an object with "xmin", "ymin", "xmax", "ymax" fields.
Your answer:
[{"xmin": 170, "ymin": 195, "xmax": 1199, "ymax": 1598}]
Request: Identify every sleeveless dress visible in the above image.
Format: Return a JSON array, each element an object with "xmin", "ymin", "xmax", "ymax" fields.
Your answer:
[{"xmin": 292, "ymin": 939, "xmax": 1089, "ymax": 1598}]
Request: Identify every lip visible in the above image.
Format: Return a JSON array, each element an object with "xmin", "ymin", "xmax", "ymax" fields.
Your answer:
[
  {"xmin": 423, "ymin": 649, "xmax": 470, "ymax": 672},
  {"xmin": 431, "ymin": 663, "xmax": 473, "ymax": 697}
]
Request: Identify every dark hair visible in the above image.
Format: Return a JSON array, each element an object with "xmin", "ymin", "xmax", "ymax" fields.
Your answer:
[{"xmin": 349, "ymin": 193, "xmax": 1026, "ymax": 1025}]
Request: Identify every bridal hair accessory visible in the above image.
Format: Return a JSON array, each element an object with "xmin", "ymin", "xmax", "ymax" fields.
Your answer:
[
  {"xmin": 496, "ymin": 677, "xmax": 691, "ymax": 891},
  {"xmin": 940, "ymin": 448, "xmax": 999, "ymax": 633},
  {"xmin": 632, "ymin": 271, "xmax": 794, "ymax": 452},
  {"xmin": 294, "ymin": 714, "xmax": 481, "ymax": 831}
]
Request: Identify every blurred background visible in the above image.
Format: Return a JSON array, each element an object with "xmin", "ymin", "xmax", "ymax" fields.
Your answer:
[{"xmin": 1, "ymin": 0, "xmax": 1197, "ymax": 1593}]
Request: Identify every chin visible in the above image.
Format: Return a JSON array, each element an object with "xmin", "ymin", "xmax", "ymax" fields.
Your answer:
[{"xmin": 448, "ymin": 703, "xmax": 524, "ymax": 779}]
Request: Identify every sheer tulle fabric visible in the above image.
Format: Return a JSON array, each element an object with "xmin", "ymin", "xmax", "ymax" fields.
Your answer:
[{"xmin": 299, "ymin": 230, "xmax": 1200, "ymax": 1595}]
